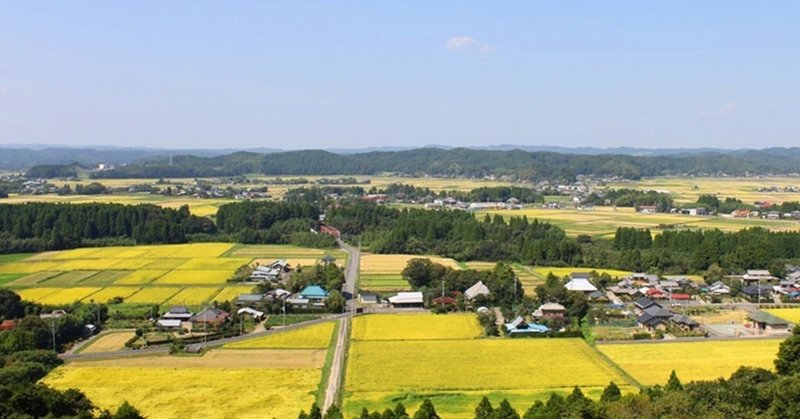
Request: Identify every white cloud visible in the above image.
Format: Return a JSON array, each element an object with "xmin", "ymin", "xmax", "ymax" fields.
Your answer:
[
  {"xmin": 445, "ymin": 36, "xmax": 494, "ymax": 56},
  {"xmin": 446, "ymin": 36, "xmax": 476, "ymax": 51},
  {"xmin": 697, "ymin": 101, "xmax": 738, "ymax": 118}
]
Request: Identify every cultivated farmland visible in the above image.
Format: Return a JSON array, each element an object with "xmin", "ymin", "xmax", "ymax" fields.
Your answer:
[
  {"xmin": 226, "ymin": 322, "xmax": 335, "ymax": 350},
  {"xmin": 765, "ymin": 308, "xmax": 800, "ymax": 324},
  {"xmin": 344, "ymin": 314, "xmax": 633, "ymax": 417},
  {"xmin": 0, "ymin": 243, "xmax": 332, "ymax": 308},
  {"xmin": 351, "ymin": 313, "xmax": 482, "ymax": 341},
  {"xmin": 81, "ymin": 332, "xmax": 136, "ymax": 354},
  {"xmin": 359, "ymin": 254, "xmax": 462, "ymax": 292},
  {"xmin": 597, "ymin": 339, "xmax": 782, "ymax": 385}
]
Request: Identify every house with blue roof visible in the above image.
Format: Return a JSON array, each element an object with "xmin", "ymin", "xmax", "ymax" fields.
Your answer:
[
  {"xmin": 299, "ymin": 285, "xmax": 329, "ymax": 302},
  {"xmin": 504, "ymin": 316, "xmax": 550, "ymax": 336}
]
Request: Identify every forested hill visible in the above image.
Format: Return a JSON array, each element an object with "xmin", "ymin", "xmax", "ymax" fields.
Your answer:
[{"xmin": 92, "ymin": 147, "xmax": 800, "ymax": 181}]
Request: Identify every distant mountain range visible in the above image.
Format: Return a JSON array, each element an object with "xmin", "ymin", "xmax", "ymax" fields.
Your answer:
[{"xmin": 5, "ymin": 144, "xmax": 800, "ymax": 181}]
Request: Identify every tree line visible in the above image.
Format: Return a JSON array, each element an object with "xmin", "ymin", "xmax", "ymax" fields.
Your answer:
[
  {"xmin": 0, "ymin": 203, "xmax": 216, "ymax": 254},
  {"xmin": 326, "ymin": 202, "xmax": 580, "ymax": 264}
]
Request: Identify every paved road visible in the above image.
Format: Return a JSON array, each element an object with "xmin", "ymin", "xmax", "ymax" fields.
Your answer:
[{"xmin": 323, "ymin": 239, "xmax": 359, "ymax": 411}]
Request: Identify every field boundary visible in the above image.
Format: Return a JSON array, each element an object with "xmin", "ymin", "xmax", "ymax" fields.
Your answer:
[
  {"xmin": 587, "ymin": 344, "xmax": 642, "ymax": 389},
  {"xmin": 316, "ymin": 320, "xmax": 341, "ymax": 405}
]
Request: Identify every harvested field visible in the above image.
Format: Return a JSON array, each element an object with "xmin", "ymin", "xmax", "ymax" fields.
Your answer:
[{"xmin": 81, "ymin": 332, "xmax": 136, "ymax": 354}]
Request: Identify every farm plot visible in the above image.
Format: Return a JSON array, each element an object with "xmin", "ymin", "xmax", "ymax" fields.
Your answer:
[
  {"xmin": 212, "ymin": 285, "xmax": 256, "ymax": 303},
  {"xmin": 345, "ymin": 338, "xmax": 631, "ymax": 418},
  {"xmin": 512, "ymin": 265, "xmax": 545, "ymax": 295},
  {"xmin": 154, "ymin": 270, "xmax": 231, "ymax": 285},
  {"xmin": 175, "ymin": 258, "xmax": 251, "ymax": 271},
  {"xmin": 7, "ymin": 271, "xmax": 61, "ymax": 286},
  {"xmin": 39, "ymin": 271, "xmax": 99, "ymax": 286},
  {"xmin": 598, "ymin": 339, "xmax": 782, "ymax": 385},
  {"xmin": 359, "ymin": 254, "xmax": 461, "ymax": 292},
  {"xmin": 765, "ymin": 308, "xmax": 800, "ymax": 324},
  {"xmin": 226, "ymin": 322, "xmax": 335, "ymax": 350},
  {"xmin": 0, "ymin": 273, "xmax": 24, "ymax": 286},
  {"xmin": 165, "ymin": 287, "xmax": 222, "ymax": 306},
  {"xmin": 82, "ymin": 287, "xmax": 141, "ymax": 303},
  {"xmin": 532, "ymin": 266, "xmax": 631, "ymax": 279},
  {"xmin": 351, "ymin": 313, "xmax": 482, "ymax": 341},
  {"xmin": 114, "ymin": 270, "xmax": 168, "ymax": 285},
  {"xmin": 81, "ymin": 332, "xmax": 135, "ymax": 354},
  {"xmin": 43, "ymin": 361, "xmax": 321, "ymax": 419},
  {"xmin": 125, "ymin": 287, "xmax": 182, "ymax": 304},
  {"xmin": 38, "ymin": 287, "xmax": 102, "ymax": 305}
]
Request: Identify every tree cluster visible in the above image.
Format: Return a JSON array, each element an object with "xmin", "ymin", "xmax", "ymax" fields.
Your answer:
[{"xmin": 0, "ymin": 202, "xmax": 215, "ymax": 254}]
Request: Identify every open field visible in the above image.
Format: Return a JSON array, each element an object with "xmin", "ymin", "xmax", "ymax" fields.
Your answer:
[
  {"xmin": 81, "ymin": 332, "xmax": 135, "ymax": 354},
  {"xmin": 351, "ymin": 313, "xmax": 482, "ymax": 341},
  {"xmin": 345, "ymin": 338, "xmax": 631, "ymax": 418},
  {"xmin": 607, "ymin": 176, "xmax": 800, "ymax": 205},
  {"xmin": 765, "ymin": 308, "xmax": 800, "ymax": 324},
  {"xmin": 226, "ymin": 322, "xmax": 335, "ymax": 350},
  {"xmin": 691, "ymin": 308, "xmax": 751, "ymax": 324},
  {"xmin": 598, "ymin": 339, "xmax": 782, "ymax": 385},
  {"xmin": 479, "ymin": 205, "xmax": 799, "ymax": 239}
]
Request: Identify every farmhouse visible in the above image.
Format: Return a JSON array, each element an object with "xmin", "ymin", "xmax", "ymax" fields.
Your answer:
[
  {"xmin": 637, "ymin": 205, "xmax": 658, "ymax": 214},
  {"xmin": 320, "ymin": 255, "xmax": 337, "ymax": 265},
  {"xmin": 236, "ymin": 294, "xmax": 266, "ymax": 307},
  {"xmin": 565, "ymin": 277, "xmax": 598, "ymax": 293},
  {"xmin": 464, "ymin": 281, "xmax": 491, "ymax": 300},
  {"xmin": 634, "ymin": 297, "xmax": 659, "ymax": 314},
  {"xmin": 742, "ymin": 285, "xmax": 773, "ymax": 299},
  {"xmin": 533, "ymin": 303, "xmax": 566, "ymax": 320},
  {"xmin": 299, "ymin": 285, "xmax": 329, "ymax": 302},
  {"xmin": 237, "ymin": 307, "xmax": 265, "ymax": 320},
  {"xmin": 748, "ymin": 311, "xmax": 789, "ymax": 334},
  {"xmin": 637, "ymin": 305, "xmax": 674, "ymax": 330},
  {"xmin": 192, "ymin": 308, "xmax": 230, "ymax": 327},
  {"xmin": 742, "ymin": 270, "xmax": 777, "ymax": 283},
  {"xmin": 670, "ymin": 314, "xmax": 699, "ymax": 331},
  {"xmin": 250, "ymin": 266, "xmax": 282, "ymax": 282},
  {"xmin": 387, "ymin": 291, "xmax": 424, "ymax": 308},
  {"xmin": 358, "ymin": 293, "xmax": 380, "ymax": 304},
  {"xmin": 156, "ymin": 319, "xmax": 182, "ymax": 330},
  {"xmin": 162, "ymin": 306, "xmax": 193, "ymax": 320},
  {"xmin": 504, "ymin": 316, "xmax": 549, "ymax": 336},
  {"xmin": 707, "ymin": 281, "xmax": 731, "ymax": 295}
]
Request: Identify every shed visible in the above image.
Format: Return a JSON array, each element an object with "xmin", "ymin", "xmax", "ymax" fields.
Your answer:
[
  {"xmin": 748, "ymin": 311, "xmax": 789, "ymax": 333},
  {"xmin": 565, "ymin": 277, "xmax": 598, "ymax": 293},
  {"xmin": 388, "ymin": 292, "xmax": 424, "ymax": 308}
]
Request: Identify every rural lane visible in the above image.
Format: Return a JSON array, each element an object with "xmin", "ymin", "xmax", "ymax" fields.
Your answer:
[{"xmin": 323, "ymin": 239, "xmax": 359, "ymax": 411}]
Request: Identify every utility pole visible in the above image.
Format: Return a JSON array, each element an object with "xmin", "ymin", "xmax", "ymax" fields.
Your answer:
[
  {"xmin": 283, "ymin": 299, "xmax": 287, "ymax": 328},
  {"xmin": 51, "ymin": 319, "xmax": 56, "ymax": 351}
]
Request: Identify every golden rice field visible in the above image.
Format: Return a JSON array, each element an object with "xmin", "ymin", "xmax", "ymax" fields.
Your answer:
[
  {"xmin": 360, "ymin": 254, "xmax": 462, "ymax": 274},
  {"xmin": 597, "ymin": 339, "xmax": 782, "ymax": 385},
  {"xmin": 607, "ymin": 176, "xmax": 800, "ymax": 205},
  {"xmin": 511, "ymin": 265, "xmax": 544, "ymax": 295},
  {"xmin": 36, "ymin": 287, "xmax": 103, "ymax": 305},
  {"xmin": 153, "ymin": 270, "xmax": 232, "ymax": 285},
  {"xmin": 81, "ymin": 332, "xmax": 135, "ymax": 354},
  {"xmin": 226, "ymin": 322, "xmax": 335, "ymax": 350},
  {"xmin": 44, "ymin": 365, "xmax": 321, "ymax": 419},
  {"xmin": 124, "ymin": 287, "xmax": 182, "ymax": 304},
  {"xmin": 212, "ymin": 286, "xmax": 257, "ymax": 303},
  {"xmin": 351, "ymin": 313, "xmax": 482, "ymax": 341},
  {"xmin": 165, "ymin": 287, "xmax": 222, "ymax": 306},
  {"xmin": 765, "ymin": 308, "xmax": 800, "ymax": 324},
  {"xmin": 532, "ymin": 266, "xmax": 631, "ymax": 279},
  {"xmin": 480, "ymin": 205, "xmax": 799, "ymax": 239},
  {"xmin": 345, "ymin": 338, "xmax": 632, "ymax": 418},
  {"xmin": 2, "ymin": 193, "xmax": 233, "ymax": 218},
  {"xmin": 82, "ymin": 287, "xmax": 142, "ymax": 303},
  {"xmin": 464, "ymin": 261, "xmax": 499, "ymax": 271},
  {"xmin": 114, "ymin": 270, "xmax": 168, "ymax": 285},
  {"xmin": 1, "ymin": 243, "xmax": 337, "ymax": 308}
]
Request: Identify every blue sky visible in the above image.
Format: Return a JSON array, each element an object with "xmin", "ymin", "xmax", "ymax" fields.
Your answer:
[{"xmin": 1, "ymin": 2, "xmax": 799, "ymax": 150}]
